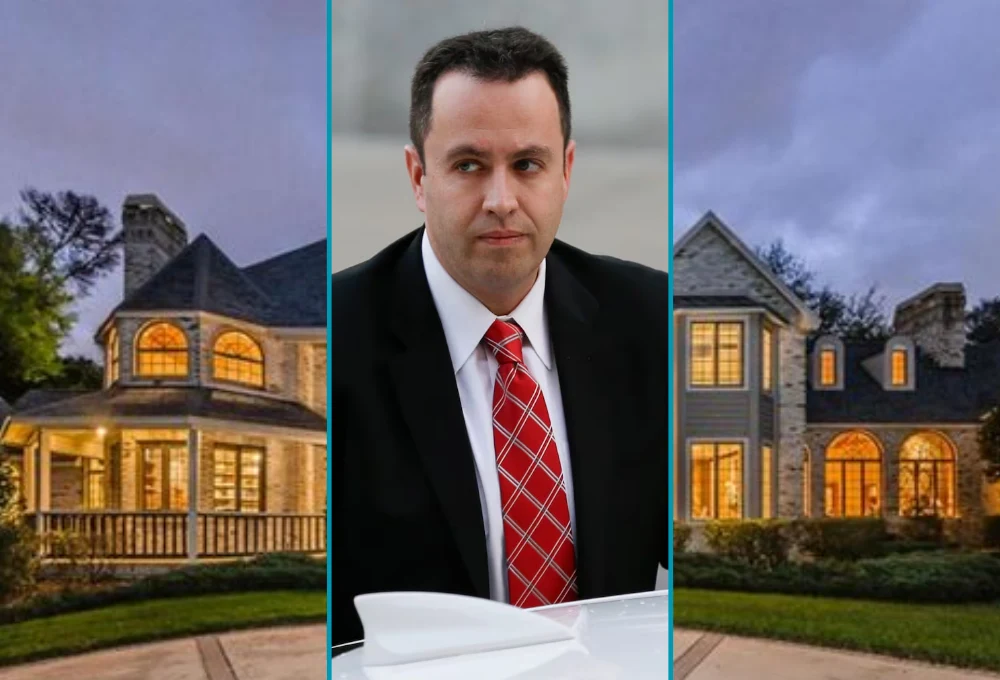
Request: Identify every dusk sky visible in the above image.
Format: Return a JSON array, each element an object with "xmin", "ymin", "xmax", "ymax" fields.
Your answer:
[
  {"xmin": 0, "ymin": 2, "xmax": 325, "ymax": 358},
  {"xmin": 675, "ymin": 0, "xmax": 1000, "ymax": 316}
]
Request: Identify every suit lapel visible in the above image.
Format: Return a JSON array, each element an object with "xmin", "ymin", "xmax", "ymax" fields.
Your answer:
[
  {"xmin": 544, "ymin": 249, "xmax": 615, "ymax": 599},
  {"xmin": 387, "ymin": 229, "xmax": 490, "ymax": 599}
]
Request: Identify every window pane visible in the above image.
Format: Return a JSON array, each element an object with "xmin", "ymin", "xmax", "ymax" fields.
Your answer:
[
  {"xmin": 690, "ymin": 323, "xmax": 716, "ymax": 386},
  {"xmin": 240, "ymin": 450, "xmax": 263, "ymax": 512},
  {"xmin": 717, "ymin": 323, "xmax": 743, "ymax": 386},
  {"xmin": 824, "ymin": 462, "xmax": 842, "ymax": 517},
  {"xmin": 891, "ymin": 349, "xmax": 907, "ymax": 386},
  {"xmin": 820, "ymin": 349, "xmax": 836, "ymax": 385},
  {"xmin": 761, "ymin": 445, "xmax": 772, "ymax": 519},
  {"xmin": 214, "ymin": 447, "xmax": 238, "ymax": 511},
  {"xmin": 87, "ymin": 459, "xmax": 105, "ymax": 510},
  {"xmin": 142, "ymin": 447, "xmax": 163, "ymax": 510},
  {"xmin": 168, "ymin": 447, "xmax": 188, "ymax": 510},
  {"xmin": 718, "ymin": 443, "xmax": 743, "ymax": 519},
  {"xmin": 690, "ymin": 444, "xmax": 715, "ymax": 520}
]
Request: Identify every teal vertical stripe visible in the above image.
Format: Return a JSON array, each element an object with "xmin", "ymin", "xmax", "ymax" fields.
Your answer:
[
  {"xmin": 667, "ymin": 0, "xmax": 676, "ymax": 678},
  {"xmin": 325, "ymin": 0, "xmax": 333, "ymax": 678}
]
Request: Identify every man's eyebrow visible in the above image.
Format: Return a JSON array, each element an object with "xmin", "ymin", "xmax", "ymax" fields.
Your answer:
[{"xmin": 444, "ymin": 144, "xmax": 554, "ymax": 162}]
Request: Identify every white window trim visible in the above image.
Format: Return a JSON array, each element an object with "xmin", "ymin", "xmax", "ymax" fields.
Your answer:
[
  {"xmin": 883, "ymin": 335, "xmax": 916, "ymax": 391},
  {"xmin": 685, "ymin": 314, "xmax": 751, "ymax": 392},
  {"xmin": 684, "ymin": 437, "xmax": 750, "ymax": 521},
  {"xmin": 812, "ymin": 335, "xmax": 845, "ymax": 390}
]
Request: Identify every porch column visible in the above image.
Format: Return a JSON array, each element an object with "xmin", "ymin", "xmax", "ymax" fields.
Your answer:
[{"xmin": 187, "ymin": 428, "xmax": 200, "ymax": 561}]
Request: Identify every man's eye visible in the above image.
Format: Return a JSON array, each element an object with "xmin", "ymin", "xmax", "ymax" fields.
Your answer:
[
  {"xmin": 457, "ymin": 161, "xmax": 481, "ymax": 172},
  {"xmin": 514, "ymin": 159, "xmax": 541, "ymax": 172}
]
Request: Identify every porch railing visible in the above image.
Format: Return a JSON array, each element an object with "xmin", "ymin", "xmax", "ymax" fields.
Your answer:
[{"xmin": 25, "ymin": 511, "xmax": 326, "ymax": 560}]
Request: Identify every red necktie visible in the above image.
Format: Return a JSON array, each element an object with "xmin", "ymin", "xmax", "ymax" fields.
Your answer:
[{"xmin": 484, "ymin": 318, "xmax": 577, "ymax": 608}]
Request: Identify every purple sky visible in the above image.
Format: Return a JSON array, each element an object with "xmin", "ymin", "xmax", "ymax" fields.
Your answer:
[
  {"xmin": 675, "ymin": 0, "xmax": 1000, "ymax": 317},
  {"xmin": 0, "ymin": 1, "xmax": 325, "ymax": 359}
]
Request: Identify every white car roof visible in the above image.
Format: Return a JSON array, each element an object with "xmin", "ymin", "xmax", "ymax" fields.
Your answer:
[{"xmin": 329, "ymin": 589, "xmax": 670, "ymax": 678}]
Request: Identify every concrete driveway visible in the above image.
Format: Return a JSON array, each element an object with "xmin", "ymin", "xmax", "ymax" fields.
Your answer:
[{"xmin": 674, "ymin": 629, "xmax": 1000, "ymax": 680}]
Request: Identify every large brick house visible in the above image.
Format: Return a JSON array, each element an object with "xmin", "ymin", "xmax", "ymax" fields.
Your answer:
[
  {"xmin": 673, "ymin": 212, "xmax": 1000, "ymax": 531},
  {"xmin": 0, "ymin": 194, "xmax": 327, "ymax": 560}
]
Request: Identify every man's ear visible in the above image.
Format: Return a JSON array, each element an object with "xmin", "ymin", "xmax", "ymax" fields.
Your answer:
[
  {"xmin": 562, "ymin": 139, "xmax": 576, "ymax": 200},
  {"xmin": 404, "ymin": 144, "xmax": 427, "ymax": 213}
]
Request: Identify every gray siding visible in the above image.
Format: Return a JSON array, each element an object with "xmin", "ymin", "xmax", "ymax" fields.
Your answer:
[{"xmin": 760, "ymin": 395, "xmax": 775, "ymax": 441}]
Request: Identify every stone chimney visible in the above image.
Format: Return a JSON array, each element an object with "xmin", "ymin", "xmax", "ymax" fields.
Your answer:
[
  {"xmin": 122, "ymin": 194, "xmax": 188, "ymax": 297},
  {"xmin": 892, "ymin": 283, "xmax": 967, "ymax": 368}
]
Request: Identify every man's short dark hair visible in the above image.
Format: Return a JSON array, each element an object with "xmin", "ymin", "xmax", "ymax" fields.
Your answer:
[{"xmin": 409, "ymin": 26, "xmax": 571, "ymax": 165}]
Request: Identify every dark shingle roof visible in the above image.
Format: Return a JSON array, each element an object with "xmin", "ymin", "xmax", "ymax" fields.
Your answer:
[
  {"xmin": 807, "ymin": 340, "xmax": 1000, "ymax": 424},
  {"xmin": 674, "ymin": 295, "xmax": 791, "ymax": 324},
  {"xmin": 13, "ymin": 389, "xmax": 95, "ymax": 412},
  {"xmin": 0, "ymin": 397, "xmax": 10, "ymax": 422},
  {"xmin": 243, "ymin": 240, "xmax": 326, "ymax": 327},
  {"xmin": 12, "ymin": 386, "xmax": 326, "ymax": 432},
  {"xmin": 114, "ymin": 235, "xmax": 326, "ymax": 328}
]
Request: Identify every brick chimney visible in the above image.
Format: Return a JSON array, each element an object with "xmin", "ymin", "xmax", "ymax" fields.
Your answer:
[
  {"xmin": 122, "ymin": 194, "xmax": 188, "ymax": 297},
  {"xmin": 892, "ymin": 283, "xmax": 967, "ymax": 368}
]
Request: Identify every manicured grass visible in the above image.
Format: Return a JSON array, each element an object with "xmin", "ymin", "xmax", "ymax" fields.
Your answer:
[
  {"xmin": 675, "ymin": 588, "xmax": 1000, "ymax": 672},
  {"xmin": 0, "ymin": 591, "xmax": 325, "ymax": 668}
]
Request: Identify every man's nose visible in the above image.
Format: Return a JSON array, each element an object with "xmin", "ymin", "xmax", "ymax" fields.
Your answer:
[{"xmin": 483, "ymin": 169, "xmax": 519, "ymax": 218}]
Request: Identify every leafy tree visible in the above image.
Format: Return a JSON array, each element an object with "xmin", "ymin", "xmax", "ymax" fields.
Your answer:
[
  {"xmin": 0, "ymin": 454, "xmax": 38, "ymax": 603},
  {"xmin": 967, "ymin": 297, "xmax": 1000, "ymax": 345},
  {"xmin": 0, "ymin": 189, "xmax": 120, "ymax": 402},
  {"xmin": 756, "ymin": 239, "xmax": 891, "ymax": 342}
]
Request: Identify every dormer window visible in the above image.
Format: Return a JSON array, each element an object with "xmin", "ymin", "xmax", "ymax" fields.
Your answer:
[
  {"xmin": 213, "ymin": 331, "xmax": 265, "ymax": 388},
  {"xmin": 135, "ymin": 321, "xmax": 189, "ymax": 378},
  {"xmin": 812, "ymin": 336, "xmax": 845, "ymax": 390}
]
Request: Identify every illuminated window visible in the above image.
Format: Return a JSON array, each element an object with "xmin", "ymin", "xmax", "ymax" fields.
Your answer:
[
  {"xmin": 213, "ymin": 331, "xmax": 264, "ymax": 387},
  {"xmin": 820, "ymin": 348, "xmax": 837, "ymax": 386},
  {"xmin": 762, "ymin": 327, "xmax": 773, "ymax": 392},
  {"xmin": 891, "ymin": 348, "xmax": 908, "ymax": 386},
  {"xmin": 803, "ymin": 447, "xmax": 812, "ymax": 517},
  {"xmin": 690, "ymin": 322, "xmax": 744, "ymax": 387},
  {"xmin": 107, "ymin": 327, "xmax": 120, "ymax": 384},
  {"xmin": 85, "ymin": 458, "xmax": 105, "ymax": 509},
  {"xmin": 761, "ymin": 445, "xmax": 773, "ymax": 518},
  {"xmin": 213, "ymin": 445, "xmax": 265, "ymax": 512},
  {"xmin": 140, "ymin": 443, "xmax": 188, "ymax": 510},
  {"xmin": 899, "ymin": 432, "xmax": 956, "ymax": 518},
  {"xmin": 135, "ymin": 322, "xmax": 189, "ymax": 378},
  {"xmin": 824, "ymin": 432, "xmax": 881, "ymax": 518},
  {"xmin": 690, "ymin": 442, "xmax": 743, "ymax": 519}
]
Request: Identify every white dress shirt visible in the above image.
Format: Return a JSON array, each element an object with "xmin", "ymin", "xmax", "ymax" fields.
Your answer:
[{"xmin": 421, "ymin": 230, "xmax": 577, "ymax": 603}]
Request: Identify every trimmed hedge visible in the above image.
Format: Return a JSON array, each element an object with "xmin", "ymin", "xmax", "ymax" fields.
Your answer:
[
  {"xmin": 983, "ymin": 516, "xmax": 1000, "ymax": 550},
  {"xmin": 674, "ymin": 551, "xmax": 1000, "ymax": 603},
  {"xmin": 0, "ymin": 553, "xmax": 324, "ymax": 626},
  {"xmin": 704, "ymin": 520, "xmax": 791, "ymax": 569},
  {"xmin": 793, "ymin": 518, "xmax": 891, "ymax": 561},
  {"xmin": 673, "ymin": 522, "xmax": 692, "ymax": 554}
]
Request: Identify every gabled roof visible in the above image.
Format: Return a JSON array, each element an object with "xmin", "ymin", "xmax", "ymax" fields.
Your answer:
[
  {"xmin": 674, "ymin": 212, "xmax": 820, "ymax": 330},
  {"xmin": 102, "ymin": 234, "xmax": 326, "ymax": 335},
  {"xmin": 13, "ymin": 389, "xmax": 95, "ymax": 412},
  {"xmin": 806, "ymin": 339, "xmax": 1000, "ymax": 424}
]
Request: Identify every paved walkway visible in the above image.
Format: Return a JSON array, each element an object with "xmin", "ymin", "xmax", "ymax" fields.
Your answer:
[
  {"xmin": 674, "ymin": 629, "xmax": 1000, "ymax": 679},
  {"xmin": 0, "ymin": 625, "xmax": 326, "ymax": 680}
]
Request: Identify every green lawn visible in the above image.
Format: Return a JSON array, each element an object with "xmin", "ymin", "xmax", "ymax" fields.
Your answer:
[
  {"xmin": 0, "ymin": 591, "xmax": 326, "ymax": 668},
  {"xmin": 675, "ymin": 588, "xmax": 1000, "ymax": 672}
]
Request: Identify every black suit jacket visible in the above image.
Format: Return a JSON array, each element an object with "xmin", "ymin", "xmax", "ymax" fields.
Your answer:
[{"xmin": 329, "ymin": 227, "xmax": 669, "ymax": 646}]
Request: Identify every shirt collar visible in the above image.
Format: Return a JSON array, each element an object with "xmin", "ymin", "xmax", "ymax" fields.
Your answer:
[{"xmin": 421, "ymin": 229, "xmax": 553, "ymax": 374}]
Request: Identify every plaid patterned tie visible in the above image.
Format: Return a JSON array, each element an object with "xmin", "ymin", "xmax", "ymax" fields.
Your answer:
[{"xmin": 484, "ymin": 318, "xmax": 578, "ymax": 608}]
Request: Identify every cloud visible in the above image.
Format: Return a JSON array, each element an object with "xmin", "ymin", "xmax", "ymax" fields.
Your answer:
[{"xmin": 676, "ymin": 0, "xmax": 1000, "ymax": 311}]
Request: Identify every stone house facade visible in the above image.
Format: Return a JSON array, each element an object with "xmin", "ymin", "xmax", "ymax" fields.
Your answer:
[
  {"xmin": 0, "ymin": 194, "xmax": 327, "ymax": 559},
  {"xmin": 673, "ymin": 212, "xmax": 1000, "ymax": 533}
]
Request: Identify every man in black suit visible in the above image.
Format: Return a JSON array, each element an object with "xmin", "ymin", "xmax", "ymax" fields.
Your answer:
[{"xmin": 329, "ymin": 26, "xmax": 668, "ymax": 646}]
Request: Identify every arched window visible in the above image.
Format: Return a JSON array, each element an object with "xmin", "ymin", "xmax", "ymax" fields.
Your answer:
[
  {"xmin": 213, "ymin": 331, "xmax": 264, "ymax": 387},
  {"xmin": 135, "ymin": 322, "xmax": 189, "ymax": 377},
  {"xmin": 899, "ymin": 432, "xmax": 956, "ymax": 517},
  {"xmin": 825, "ymin": 431, "xmax": 882, "ymax": 517}
]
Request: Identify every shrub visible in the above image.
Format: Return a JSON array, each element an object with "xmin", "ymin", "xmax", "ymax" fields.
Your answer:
[
  {"xmin": 0, "ymin": 455, "xmax": 39, "ymax": 604},
  {"xmin": 703, "ymin": 520, "xmax": 791, "ymax": 569},
  {"xmin": 983, "ymin": 516, "xmax": 1000, "ymax": 550},
  {"xmin": 673, "ymin": 523, "xmax": 692, "ymax": 554},
  {"xmin": 891, "ymin": 516, "xmax": 945, "ymax": 543},
  {"xmin": 0, "ymin": 552, "xmax": 325, "ymax": 625},
  {"xmin": 673, "ymin": 551, "xmax": 1000, "ymax": 603},
  {"xmin": 792, "ymin": 518, "xmax": 891, "ymax": 561}
]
